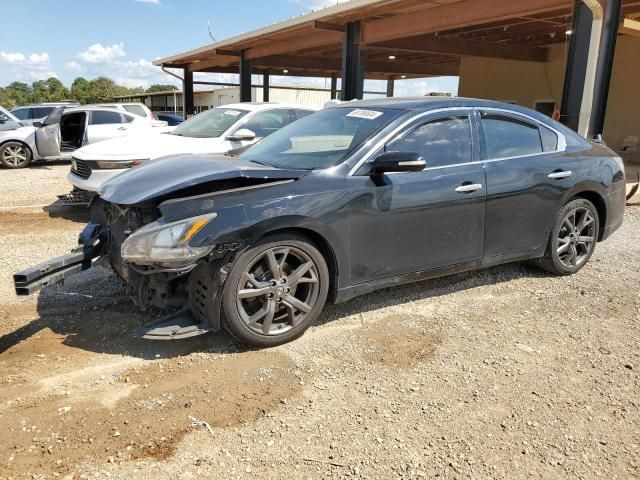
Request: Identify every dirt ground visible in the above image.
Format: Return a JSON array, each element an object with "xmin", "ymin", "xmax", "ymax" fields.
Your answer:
[{"xmin": 0, "ymin": 163, "xmax": 639, "ymax": 480}]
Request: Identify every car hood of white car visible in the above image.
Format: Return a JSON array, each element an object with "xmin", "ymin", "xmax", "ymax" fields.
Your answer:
[
  {"xmin": 73, "ymin": 131, "xmax": 228, "ymax": 161},
  {"xmin": 0, "ymin": 125, "xmax": 36, "ymax": 139}
]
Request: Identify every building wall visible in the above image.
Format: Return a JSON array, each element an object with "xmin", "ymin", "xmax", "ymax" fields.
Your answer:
[
  {"xmin": 192, "ymin": 86, "xmax": 329, "ymax": 111},
  {"xmin": 458, "ymin": 35, "xmax": 640, "ymax": 161},
  {"xmin": 119, "ymin": 86, "xmax": 332, "ymax": 116}
]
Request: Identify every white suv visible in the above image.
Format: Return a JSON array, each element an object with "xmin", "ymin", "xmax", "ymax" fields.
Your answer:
[
  {"xmin": 68, "ymin": 103, "xmax": 315, "ymax": 193},
  {"xmin": 93, "ymin": 103, "xmax": 166, "ymax": 127}
]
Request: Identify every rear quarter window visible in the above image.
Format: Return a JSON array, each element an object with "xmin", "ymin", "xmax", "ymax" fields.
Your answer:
[
  {"xmin": 123, "ymin": 105, "xmax": 148, "ymax": 118},
  {"xmin": 540, "ymin": 125, "xmax": 558, "ymax": 152}
]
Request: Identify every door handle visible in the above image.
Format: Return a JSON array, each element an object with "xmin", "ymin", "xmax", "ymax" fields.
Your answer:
[
  {"xmin": 455, "ymin": 183, "xmax": 483, "ymax": 194},
  {"xmin": 548, "ymin": 170, "xmax": 573, "ymax": 180},
  {"xmin": 118, "ymin": 127, "xmax": 128, "ymax": 131}
]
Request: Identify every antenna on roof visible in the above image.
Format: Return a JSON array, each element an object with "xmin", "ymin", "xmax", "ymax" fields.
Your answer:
[{"xmin": 207, "ymin": 19, "xmax": 216, "ymax": 42}]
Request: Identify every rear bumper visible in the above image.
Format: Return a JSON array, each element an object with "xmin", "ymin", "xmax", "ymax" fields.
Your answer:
[{"xmin": 601, "ymin": 185, "xmax": 626, "ymax": 242}]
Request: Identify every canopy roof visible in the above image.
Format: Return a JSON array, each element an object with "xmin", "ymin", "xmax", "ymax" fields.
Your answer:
[{"xmin": 155, "ymin": 0, "xmax": 640, "ymax": 80}]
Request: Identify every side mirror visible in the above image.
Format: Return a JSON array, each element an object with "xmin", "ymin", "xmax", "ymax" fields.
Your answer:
[
  {"xmin": 227, "ymin": 128, "xmax": 256, "ymax": 141},
  {"xmin": 32, "ymin": 121, "xmax": 43, "ymax": 128},
  {"xmin": 371, "ymin": 151, "xmax": 426, "ymax": 175}
]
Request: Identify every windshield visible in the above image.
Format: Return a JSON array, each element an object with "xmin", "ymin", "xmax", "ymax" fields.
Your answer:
[
  {"xmin": 241, "ymin": 107, "xmax": 403, "ymax": 170},
  {"xmin": 171, "ymin": 107, "xmax": 249, "ymax": 138},
  {"xmin": 1, "ymin": 107, "xmax": 20, "ymax": 123}
]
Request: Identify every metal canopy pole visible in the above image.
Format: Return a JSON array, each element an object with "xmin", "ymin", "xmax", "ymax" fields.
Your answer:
[
  {"xmin": 330, "ymin": 74, "xmax": 338, "ymax": 100},
  {"xmin": 386, "ymin": 77, "xmax": 395, "ymax": 97},
  {"xmin": 560, "ymin": 0, "xmax": 603, "ymax": 136},
  {"xmin": 240, "ymin": 51, "xmax": 253, "ymax": 103},
  {"xmin": 183, "ymin": 67, "xmax": 195, "ymax": 118},
  {"xmin": 263, "ymin": 72, "xmax": 270, "ymax": 102},
  {"xmin": 589, "ymin": 0, "xmax": 622, "ymax": 138},
  {"xmin": 341, "ymin": 21, "xmax": 365, "ymax": 101}
]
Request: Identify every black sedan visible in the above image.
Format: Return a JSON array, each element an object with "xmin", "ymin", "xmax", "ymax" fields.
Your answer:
[{"xmin": 14, "ymin": 98, "xmax": 626, "ymax": 347}]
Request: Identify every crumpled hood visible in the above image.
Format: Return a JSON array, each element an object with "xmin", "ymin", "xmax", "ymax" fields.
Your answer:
[
  {"xmin": 74, "ymin": 131, "xmax": 226, "ymax": 160},
  {"xmin": 99, "ymin": 154, "xmax": 307, "ymax": 206}
]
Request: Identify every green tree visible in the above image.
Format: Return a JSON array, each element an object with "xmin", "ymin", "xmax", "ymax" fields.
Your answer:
[
  {"xmin": 146, "ymin": 84, "xmax": 178, "ymax": 93},
  {"xmin": 0, "ymin": 87, "xmax": 16, "ymax": 109},
  {"xmin": 70, "ymin": 77, "xmax": 90, "ymax": 104},
  {"xmin": 84, "ymin": 77, "xmax": 119, "ymax": 103},
  {"xmin": 5, "ymin": 82, "xmax": 31, "ymax": 106}
]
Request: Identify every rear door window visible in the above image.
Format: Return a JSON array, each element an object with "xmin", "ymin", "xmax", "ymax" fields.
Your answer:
[
  {"xmin": 33, "ymin": 107, "xmax": 56, "ymax": 119},
  {"xmin": 293, "ymin": 109, "xmax": 313, "ymax": 121},
  {"xmin": 241, "ymin": 110, "xmax": 291, "ymax": 138},
  {"xmin": 481, "ymin": 113, "xmax": 547, "ymax": 159},
  {"xmin": 90, "ymin": 111, "xmax": 126, "ymax": 125}
]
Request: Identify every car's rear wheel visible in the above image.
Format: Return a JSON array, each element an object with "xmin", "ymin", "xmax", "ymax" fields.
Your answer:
[
  {"xmin": 536, "ymin": 198, "xmax": 599, "ymax": 275},
  {"xmin": 0, "ymin": 142, "xmax": 32, "ymax": 168},
  {"xmin": 221, "ymin": 233, "xmax": 329, "ymax": 347}
]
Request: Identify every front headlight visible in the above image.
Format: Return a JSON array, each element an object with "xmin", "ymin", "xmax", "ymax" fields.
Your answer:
[
  {"xmin": 95, "ymin": 159, "xmax": 149, "ymax": 170},
  {"xmin": 121, "ymin": 213, "xmax": 217, "ymax": 267}
]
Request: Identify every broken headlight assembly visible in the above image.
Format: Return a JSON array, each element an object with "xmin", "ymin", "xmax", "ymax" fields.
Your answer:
[{"xmin": 121, "ymin": 213, "xmax": 217, "ymax": 267}]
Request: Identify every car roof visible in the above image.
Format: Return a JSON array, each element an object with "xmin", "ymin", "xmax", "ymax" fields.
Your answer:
[
  {"xmin": 94, "ymin": 102, "xmax": 146, "ymax": 107},
  {"xmin": 334, "ymin": 96, "xmax": 564, "ymax": 125},
  {"xmin": 216, "ymin": 102, "xmax": 318, "ymax": 112},
  {"xmin": 63, "ymin": 106, "xmax": 133, "ymax": 114},
  {"xmin": 11, "ymin": 102, "xmax": 77, "ymax": 109}
]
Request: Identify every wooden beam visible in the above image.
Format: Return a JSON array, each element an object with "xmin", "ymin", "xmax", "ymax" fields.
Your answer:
[
  {"xmin": 245, "ymin": 30, "xmax": 343, "ymax": 60},
  {"xmin": 187, "ymin": 55, "xmax": 239, "ymax": 72},
  {"xmin": 314, "ymin": 20, "xmax": 346, "ymax": 32},
  {"xmin": 620, "ymin": 17, "xmax": 640, "ymax": 37},
  {"xmin": 370, "ymin": 36, "xmax": 549, "ymax": 62},
  {"xmin": 362, "ymin": 0, "xmax": 568, "ymax": 44},
  {"xmin": 253, "ymin": 55, "xmax": 460, "ymax": 76},
  {"xmin": 214, "ymin": 48, "xmax": 241, "ymax": 57}
]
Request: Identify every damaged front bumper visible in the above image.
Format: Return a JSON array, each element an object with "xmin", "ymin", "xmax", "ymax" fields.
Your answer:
[{"xmin": 12, "ymin": 221, "xmax": 234, "ymax": 341}]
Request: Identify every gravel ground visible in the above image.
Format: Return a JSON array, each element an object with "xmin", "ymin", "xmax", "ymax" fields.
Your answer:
[
  {"xmin": 0, "ymin": 162, "xmax": 72, "ymax": 209},
  {"xmin": 0, "ymin": 164, "xmax": 638, "ymax": 480}
]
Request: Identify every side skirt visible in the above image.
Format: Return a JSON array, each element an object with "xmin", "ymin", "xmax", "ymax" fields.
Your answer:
[{"xmin": 334, "ymin": 251, "xmax": 541, "ymax": 304}]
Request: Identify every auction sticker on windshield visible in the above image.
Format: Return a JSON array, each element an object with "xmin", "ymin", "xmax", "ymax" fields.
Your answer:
[
  {"xmin": 225, "ymin": 110, "xmax": 243, "ymax": 116},
  {"xmin": 347, "ymin": 109, "xmax": 384, "ymax": 120}
]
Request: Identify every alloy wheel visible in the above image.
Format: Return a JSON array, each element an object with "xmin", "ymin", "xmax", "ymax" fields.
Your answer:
[
  {"xmin": 236, "ymin": 246, "xmax": 320, "ymax": 336},
  {"xmin": 2, "ymin": 145, "xmax": 28, "ymax": 167},
  {"xmin": 556, "ymin": 206, "xmax": 597, "ymax": 269}
]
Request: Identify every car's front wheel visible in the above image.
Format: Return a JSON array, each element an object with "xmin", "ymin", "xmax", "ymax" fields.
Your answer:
[
  {"xmin": 221, "ymin": 233, "xmax": 329, "ymax": 347},
  {"xmin": 0, "ymin": 142, "xmax": 32, "ymax": 168},
  {"xmin": 536, "ymin": 198, "xmax": 600, "ymax": 275}
]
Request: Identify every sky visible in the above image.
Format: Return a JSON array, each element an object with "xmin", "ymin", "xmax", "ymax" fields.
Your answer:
[{"xmin": 0, "ymin": 0, "xmax": 459, "ymax": 96}]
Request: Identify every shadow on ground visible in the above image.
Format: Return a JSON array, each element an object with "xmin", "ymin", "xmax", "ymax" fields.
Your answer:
[{"xmin": 0, "ymin": 261, "xmax": 547, "ymax": 360}]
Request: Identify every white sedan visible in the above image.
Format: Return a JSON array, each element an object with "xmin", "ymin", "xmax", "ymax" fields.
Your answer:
[
  {"xmin": 0, "ymin": 106, "xmax": 163, "ymax": 169},
  {"xmin": 68, "ymin": 103, "xmax": 315, "ymax": 193}
]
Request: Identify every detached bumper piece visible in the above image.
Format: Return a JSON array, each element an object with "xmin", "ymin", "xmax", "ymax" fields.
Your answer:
[
  {"xmin": 57, "ymin": 188, "xmax": 96, "ymax": 207},
  {"xmin": 14, "ymin": 224, "xmax": 103, "ymax": 296},
  {"xmin": 13, "ymin": 247, "xmax": 99, "ymax": 296},
  {"xmin": 133, "ymin": 308, "xmax": 213, "ymax": 340}
]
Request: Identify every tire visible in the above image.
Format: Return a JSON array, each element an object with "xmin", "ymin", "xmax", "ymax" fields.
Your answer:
[
  {"xmin": 221, "ymin": 233, "xmax": 329, "ymax": 347},
  {"xmin": 535, "ymin": 198, "xmax": 600, "ymax": 276},
  {"xmin": 0, "ymin": 141, "xmax": 32, "ymax": 168}
]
